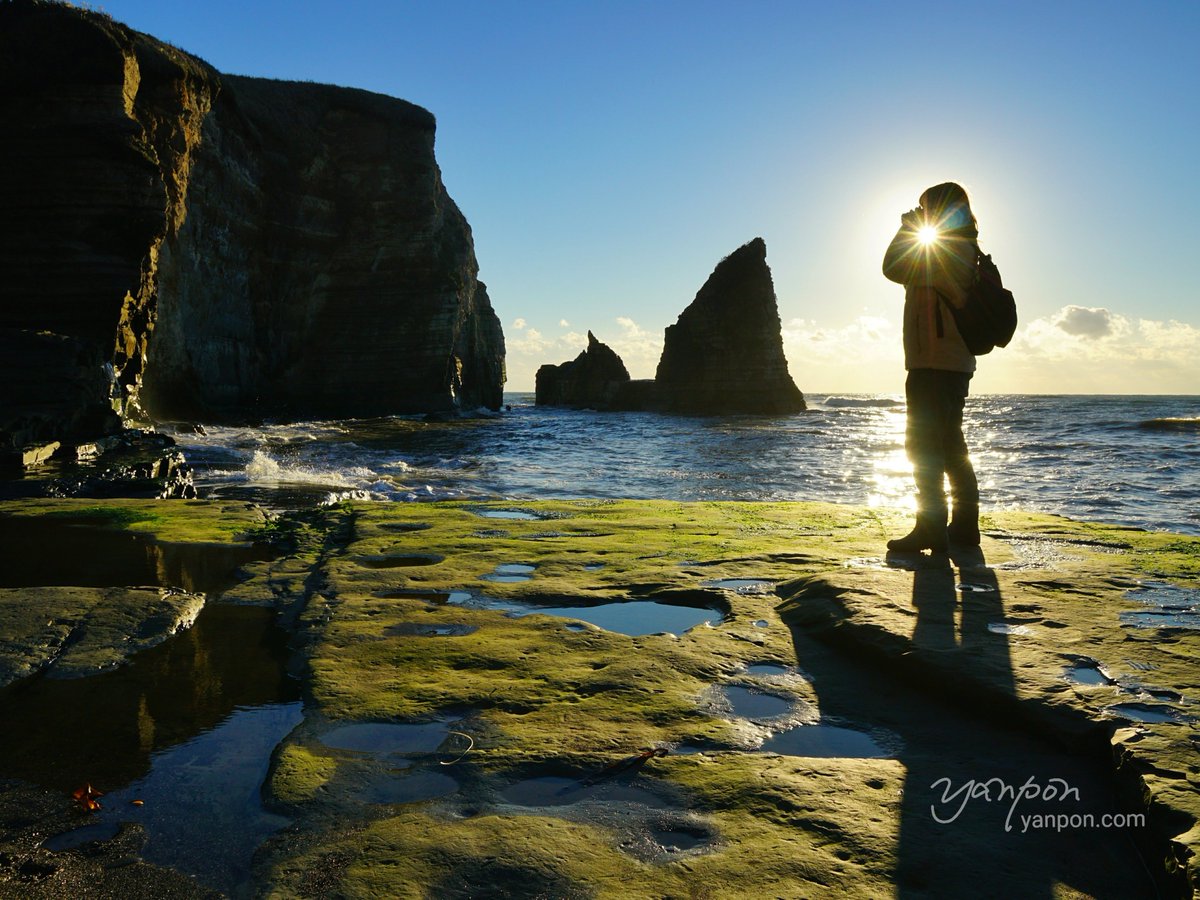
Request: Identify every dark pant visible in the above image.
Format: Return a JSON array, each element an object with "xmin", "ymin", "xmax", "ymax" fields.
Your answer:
[{"xmin": 904, "ymin": 368, "xmax": 978, "ymax": 523}]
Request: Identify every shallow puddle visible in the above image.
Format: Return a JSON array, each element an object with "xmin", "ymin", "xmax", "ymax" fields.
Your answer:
[
  {"xmin": 614, "ymin": 817, "xmax": 718, "ymax": 862},
  {"xmin": 987, "ymin": 622, "xmax": 1033, "ymax": 635},
  {"xmin": 42, "ymin": 821, "xmax": 122, "ymax": 852},
  {"xmin": 379, "ymin": 590, "xmax": 475, "ymax": 605},
  {"xmin": 702, "ymin": 578, "xmax": 774, "ymax": 594},
  {"xmin": 474, "ymin": 509, "xmax": 542, "ymax": 520},
  {"xmin": 1126, "ymin": 581, "xmax": 1200, "ymax": 606},
  {"xmin": 760, "ymin": 723, "xmax": 895, "ymax": 758},
  {"xmin": 509, "ymin": 597, "xmax": 722, "ymax": 636},
  {"xmin": 0, "ymin": 517, "xmax": 270, "ymax": 594},
  {"xmin": 358, "ymin": 769, "xmax": 460, "ymax": 805},
  {"xmin": 745, "ymin": 663, "xmax": 791, "ymax": 676},
  {"xmin": 385, "ymin": 622, "xmax": 479, "ymax": 637},
  {"xmin": 1120, "ymin": 581, "xmax": 1199, "ymax": 630},
  {"xmin": 1064, "ymin": 664, "xmax": 1112, "ymax": 686},
  {"xmin": 357, "ymin": 553, "xmax": 443, "ymax": 569},
  {"xmin": 99, "ymin": 702, "xmax": 302, "ymax": 893},
  {"xmin": 320, "ymin": 721, "xmax": 456, "ymax": 756},
  {"xmin": 958, "ymin": 582, "xmax": 998, "ymax": 593},
  {"xmin": 1, "ymin": 604, "xmax": 302, "ymax": 895},
  {"xmin": 1104, "ymin": 703, "xmax": 1187, "ymax": 724},
  {"xmin": 649, "ymin": 825, "xmax": 708, "ymax": 852},
  {"xmin": 500, "ymin": 775, "xmax": 670, "ymax": 809},
  {"xmin": 722, "ymin": 685, "xmax": 792, "ymax": 721},
  {"xmin": 1120, "ymin": 610, "xmax": 1200, "ymax": 630},
  {"xmin": 482, "ymin": 563, "xmax": 537, "ymax": 583}
]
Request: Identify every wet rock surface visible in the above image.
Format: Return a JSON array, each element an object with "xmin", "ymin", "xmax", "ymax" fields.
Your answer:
[
  {"xmin": 778, "ymin": 518, "xmax": 1200, "ymax": 897},
  {"xmin": 0, "ymin": 782, "xmax": 219, "ymax": 900},
  {"xmin": 1, "ymin": 431, "xmax": 197, "ymax": 501},
  {"xmin": 0, "ymin": 498, "xmax": 1196, "ymax": 897},
  {"xmin": 0, "ymin": 502, "xmax": 271, "ymax": 690},
  {"xmin": 0, "ymin": 586, "xmax": 204, "ymax": 687}
]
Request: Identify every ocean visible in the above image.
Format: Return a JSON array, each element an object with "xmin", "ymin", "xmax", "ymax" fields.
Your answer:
[{"xmin": 173, "ymin": 393, "xmax": 1200, "ymax": 535}]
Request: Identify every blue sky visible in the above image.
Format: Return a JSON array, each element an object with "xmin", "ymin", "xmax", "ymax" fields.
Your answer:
[{"xmin": 100, "ymin": 0, "xmax": 1199, "ymax": 393}]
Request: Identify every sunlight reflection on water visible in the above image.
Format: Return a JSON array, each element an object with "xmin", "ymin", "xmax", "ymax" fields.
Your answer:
[{"xmin": 173, "ymin": 394, "xmax": 1200, "ymax": 534}]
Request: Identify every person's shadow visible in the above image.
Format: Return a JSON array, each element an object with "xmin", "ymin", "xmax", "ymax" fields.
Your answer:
[{"xmin": 779, "ymin": 547, "xmax": 1158, "ymax": 898}]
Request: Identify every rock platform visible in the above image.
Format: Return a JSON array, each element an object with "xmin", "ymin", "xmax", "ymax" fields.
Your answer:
[{"xmin": 0, "ymin": 499, "xmax": 1195, "ymax": 897}]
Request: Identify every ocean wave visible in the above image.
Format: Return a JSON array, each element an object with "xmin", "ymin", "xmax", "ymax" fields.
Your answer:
[
  {"xmin": 821, "ymin": 397, "xmax": 903, "ymax": 408},
  {"xmin": 244, "ymin": 450, "xmax": 374, "ymax": 488},
  {"xmin": 170, "ymin": 395, "xmax": 1200, "ymax": 534},
  {"xmin": 1138, "ymin": 417, "xmax": 1200, "ymax": 433}
]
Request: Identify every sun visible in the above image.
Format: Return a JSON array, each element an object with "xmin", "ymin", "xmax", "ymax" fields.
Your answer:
[{"xmin": 917, "ymin": 226, "xmax": 939, "ymax": 245}]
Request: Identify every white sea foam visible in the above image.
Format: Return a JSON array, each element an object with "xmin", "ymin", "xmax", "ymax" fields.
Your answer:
[
  {"xmin": 244, "ymin": 450, "xmax": 372, "ymax": 488},
  {"xmin": 821, "ymin": 396, "xmax": 903, "ymax": 408}
]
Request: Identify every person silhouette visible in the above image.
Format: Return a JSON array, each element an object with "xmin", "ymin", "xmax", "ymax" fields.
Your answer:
[{"xmin": 882, "ymin": 182, "xmax": 981, "ymax": 552}]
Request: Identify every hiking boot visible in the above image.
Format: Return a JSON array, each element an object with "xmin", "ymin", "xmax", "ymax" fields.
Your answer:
[
  {"xmin": 886, "ymin": 518, "xmax": 948, "ymax": 553},
  {"xmin": 948, "ymin": 505, "xmax": 980, "ymax": 547}
]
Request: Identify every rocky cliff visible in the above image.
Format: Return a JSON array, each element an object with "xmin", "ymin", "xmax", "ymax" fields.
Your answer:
[
  {"xmin": 535, "ymin": 331, "xmax": 630, "ymax": 408},
  {"xmin": 653, "ymin": 238, "xmax": 805, "ymax": 415},
  {"xmin": 0, "ymin": 0, "xmax": 504, "ymax": 457},
  {"xmin": 141, "ymin": 76, "xmax": 504, "ymax": 421}
]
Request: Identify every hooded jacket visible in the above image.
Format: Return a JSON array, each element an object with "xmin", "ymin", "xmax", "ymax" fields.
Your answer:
[{"xmin": 883, "ymin": 226, "xmax": 977, "ymax": 373}]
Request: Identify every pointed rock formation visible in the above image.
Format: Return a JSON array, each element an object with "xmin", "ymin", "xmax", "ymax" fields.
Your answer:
[
  {"xmin": 653, "ymin": 238, "xmax": 805, "ymax": 414},
  {"xmin": 535, "ymin": 331, "xmax": 630, "ymax": 409}
]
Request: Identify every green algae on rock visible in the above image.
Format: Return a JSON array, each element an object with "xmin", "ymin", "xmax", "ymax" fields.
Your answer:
[
  {"xmin": 2, "ymin": 496, "xmax": 1197, "ymax": 896},
  {"xmin": 261, "ymin": 499, "xmax": 1197, "ymax": 897}
]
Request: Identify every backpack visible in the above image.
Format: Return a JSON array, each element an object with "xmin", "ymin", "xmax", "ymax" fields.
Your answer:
[{"xmin": 946, "ymin": 250, "xmax": 1017, "ymax": 355}]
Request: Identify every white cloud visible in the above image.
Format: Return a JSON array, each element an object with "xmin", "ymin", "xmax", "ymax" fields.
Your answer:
[
  {"xmin": 512, "ymin": 317, "xmax": 527, "ymax": 330},
  {"xmin": 1054, "ymin": 305, "xmax": 1114, "ymax": 339},
  {"xmin": 608, "ymin": 317, "xmax": 664, "ymax": 379},
  {"xmin": 559, "ymin": 319, "xmax": 570, "ymax": 328},
  {"xmin": 977, "ymin": 307, "xmax": 1200, "ymax": 393},
  {"xmin": 780, "ymin": 314, "xmax": 904, "ymax": 392},
  {"xmin": 782, "ymin": 315, "xmax": 898, "ymax": 361},
  {"xmin": 502, "ymin": 315, "xmax": 664, "ymax": 390},
  {"xmin": 507, "ymin": 327, "xmax": 548, "ymax": 357},
  {"xmin": 502, "ymin": 305, "xmax": 1200, "ymax": 395}
]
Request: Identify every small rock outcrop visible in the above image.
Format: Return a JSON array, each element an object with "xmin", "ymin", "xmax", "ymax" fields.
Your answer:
[
  {"xmin": 653, "ymin": 238, "xmax": 805, "ymax": 415},
  {"xmin": 0, "ymin": 1, "xmax": 505, "ymax": 462},
  {"xmin": 535, "ymin": 332, "xmax": 630, "ymax": 409},
  {"xmin": 537, "ymin": 240, "xmax": 805, "ymax": 415}
]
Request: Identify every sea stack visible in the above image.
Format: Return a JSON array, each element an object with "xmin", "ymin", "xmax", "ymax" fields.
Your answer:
[
  {"xmin": 535, "ymin": 332, "xmax": 631, "ymax": 409},
  {"xmin": 653, "ymin": 238, "xmax": 805, "ymax": 415}
]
